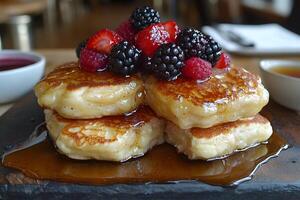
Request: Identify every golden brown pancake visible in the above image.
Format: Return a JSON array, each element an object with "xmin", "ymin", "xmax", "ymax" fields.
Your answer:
[
  {"xmin": 165, "ymin": 114, "xmax": 272, "ymax": 160},
  {"xmin": 145, "ymin": 67, "xmax": 269, "ymax": 129},
  {"xmin": 35, "ymin": 62, "xmax": 144, "ymax": 119},
  {"xmin": 45, "ymin": 106, "xmax": 165, "ymax": 161}
]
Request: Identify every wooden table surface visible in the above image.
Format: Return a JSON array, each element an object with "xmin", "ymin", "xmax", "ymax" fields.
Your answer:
[
  {"xmin": 0, "ymin": 0, "xmax": 47, "ymax": 23},
  {"xmin": 0, "ymin": 49, "xmax": 300, "ymax": 116}
]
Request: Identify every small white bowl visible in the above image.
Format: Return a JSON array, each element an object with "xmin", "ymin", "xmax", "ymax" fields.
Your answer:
[
  {"xmin": 259, "ymin": 59, "xmax": 300, "ymax": 111},
  {"xmin": 0, "ymin": 50, "xmax": 45, "ymax": 104}
]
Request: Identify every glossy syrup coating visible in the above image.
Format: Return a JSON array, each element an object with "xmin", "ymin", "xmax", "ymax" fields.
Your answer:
[
  {"xmin": 190, "ymin": 114, "xmax": 269, "ymax": 138},
  {"xmin": 42, "ymin": 62, "xmax": 142, "ymax": 90},
  {"xmin": 52, "ymin": 106, "xmax": 155, "ymax": 145},
  {"xmin": 155, "ymin": 67, "xmax": 259, "ymax": 106}
]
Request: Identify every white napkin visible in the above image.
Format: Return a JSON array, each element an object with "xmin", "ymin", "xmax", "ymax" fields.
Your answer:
[{"xmin": 202, "ymin": 24, "xmax": 300, "ymax": 55}]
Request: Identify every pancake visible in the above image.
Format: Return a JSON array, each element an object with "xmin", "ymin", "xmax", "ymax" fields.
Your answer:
[
  {"xmin": 45, "ymin": 106, "xmax": 165, "ymax": 162},
  {"xmin": 165, "ymin": 114, "xmax": 272, "ymax": 160},
  {"xmin": 145, "ymin": 67, "xmax": 269, "ymax": 129},
  {"xmin": 35, "ymin": 62, "xmax": 144, "ymax": 119}
]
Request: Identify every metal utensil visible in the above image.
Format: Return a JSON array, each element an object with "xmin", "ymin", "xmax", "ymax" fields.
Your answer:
[{"xmin": 213, "ymin": 25, "xmax": 255, "ymax": 48}]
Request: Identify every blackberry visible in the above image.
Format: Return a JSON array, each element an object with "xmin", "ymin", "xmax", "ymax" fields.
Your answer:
[
  {"xmin": 109, "ymin": 41, "xmax": 141, "ymax": 76},
  {"xmin": 177, "ymin": 28, "xmax": 222, "ymax": 65},
  {"xmin": 130, "ymin": 6, "xmax": 160, "ymax": 31},
  {"xmin": 151, "ymin": 43, "xmax": 184, "ymax": 81},
  {"xmin": 177, "ymin": 28, "xmax": 206, "ymax": 59},
  {"xmin": 200, "ymin": 35, "xmax": 222, "ymax": 65},
  {"xmin": 75, "ymin": 39, "xmax": 87, "ymax": 58}
]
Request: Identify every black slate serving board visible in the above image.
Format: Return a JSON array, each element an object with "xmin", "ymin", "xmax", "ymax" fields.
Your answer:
[{"xmin": 0, "ymin": 93, "xmax": 300, "ymax": 200}]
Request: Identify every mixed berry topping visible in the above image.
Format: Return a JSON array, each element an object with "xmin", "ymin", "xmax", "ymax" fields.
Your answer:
[
  {"xmin": 214, "ymin": 52, "xmax": 231, "ymax": 69},
  {"xmin": 115, "ymin": 20, "xmax": 136, "ymax": 44},
  {"xmin": 86, "ymin": 29, "xmax": 122, "ymax": 54},
  {"xmin": 109, "ymin": 41, "xmax": 141, "ymax": 76},
  {"xmin": 151, "ymin": 43, "xmax": 184, "ymax": 80},
  {"xmin": 80, "ymin": 48, "xmax": 108, "ymax": 72},
  {"xmin": 177, "ymin": 28, "xmax": 222, "ymax": 65},
  {"xmin": 76, "ymin": 5, "xmax": 230, "ymax": 81},
  {"xmin": 140, "ymin": 56, "xmax": 153, "ymax": 73},
  {"xmin": 135, "ymin": 23, "xmax": 171, "ymax": 56},
  {"xmin": 177, "ymin": 28, "xmax": 207, "ymax": 59},
  {"xmin": 182, "ymin": 57, "xmax": 212, "ymax": 80},
  {"xmin": 163, "ymin": 21, "xmax": 180, "ymax": 42},
  {"xmin": 76, "ymin": 39, "xmax": 87, "ymax": 58},
  {"xmin": 130, "ymin": 6, "xmax": 160, "ymax": 31},
  {"xmin": 200, "ymin": 35, "xmax": 222, "ymax": 65}
]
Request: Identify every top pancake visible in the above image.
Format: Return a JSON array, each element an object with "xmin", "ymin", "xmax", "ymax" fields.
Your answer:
[
  {"xmin": 41, "ymin": 62, "xmax": 139, "ymax": 90},
  {"xmin": 35, "ymin": 62, "xmax": 144, "ymax": 119},
  {"xmin": 145, "ymin": 67, "xmax": 269, "ymax": 129},
  {"xmin": 152, "ymin": 67, "xmax": 259, "ymax": 105}
]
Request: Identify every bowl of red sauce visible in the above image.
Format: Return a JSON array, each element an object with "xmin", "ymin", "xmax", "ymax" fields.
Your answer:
[{"xmin": 0, "ymin": 50, "xmax": 45, "ymax": 103}]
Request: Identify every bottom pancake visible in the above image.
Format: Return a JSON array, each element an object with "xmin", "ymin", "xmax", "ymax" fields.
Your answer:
[
  {"xmin": 165, "ymin": 114, "xmax": 272, "ymax": 160},
  {"xmin": 45, "ymin": 106, "xmax": 165, "ymax": 162}
]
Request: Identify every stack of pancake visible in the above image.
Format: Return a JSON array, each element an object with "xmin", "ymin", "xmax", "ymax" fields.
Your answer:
[
  {"xmin": 35, "ymin": 62, "xmax": 165, "ymax": 162},
  {"xmin": 35, "ymin": 62, "xmax": 272, "ymax": 161},
  {"xmin": 145, "ymin": 66, "xmax": 272, "ymax": 160}
]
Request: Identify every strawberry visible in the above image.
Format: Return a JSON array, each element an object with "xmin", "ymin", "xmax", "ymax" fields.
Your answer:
[
  {"xmin": 163, "ymin": 21, "xmax": 180, "ymax": 42},
  {"xmin": 214, "ymin": 52, "xmax": 231, "ymax": 69},
  {"xmin": 182, "ymin": 57, "xmax": 212, "ymax": 80},
  {"xmin": 86, "ymin": 29, "xmax": 122, "ymax": 54},
  {"xmin": 135, "ymin": 23, "xmax": 170, "ymax": 56}
]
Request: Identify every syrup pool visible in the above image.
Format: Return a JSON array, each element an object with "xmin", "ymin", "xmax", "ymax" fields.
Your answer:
[{"xmin": 2, "ymin": 123, "xmax": 289, "ymax": 186}]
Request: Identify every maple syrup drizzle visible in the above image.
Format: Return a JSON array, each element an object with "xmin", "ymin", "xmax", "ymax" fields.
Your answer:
[
  {"xmin": 1, "ymin": 123, "xmax": 289, "ymax": 186},
  {"xmin": 271, "ymin": 66, "xmax": 300, "ymax": 78},
  {"xmin": 155, "ymin": 67, "xmax": 258, "ymax": 106},
  {"xmin": 41, "ymin": 62, "xmax": 143, "ymax": 90}
]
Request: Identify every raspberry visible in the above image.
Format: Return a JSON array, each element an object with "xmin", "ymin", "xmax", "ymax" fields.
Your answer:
[
  {"xmin": 130, "ymin": 6, "xmax": 160, "ymax": 31},
  {"xmin": 115, "ymin": 20, "xmax": 136, "ymax": 44},
  {"xmin": 135, "ymin": 23, "xmax": 170, "ymax": 56},
  {"xmin": 75, "ymin": 39, "xmax": 87, "ymax": 58},
  {"xmin": 214, "ymin": 52, "xmax": 231, "ymax": 69},
  {"xmin": 86, "ymin": 29, "xmax": 122, "ymax": 54},
  {"xmin": 80, "ymin": 48, "xmax": 108, "ymax": 72},
  {"xmin": 109, "ymin": 41, "xmax": 141, "ymax": 76},
  {"xmin": 151, "ymin": 43, "xmax": 184, "ymax": 80},
  {"xmin": 182, "ymin": 57, "xmax": 212, "ymax": 80}
]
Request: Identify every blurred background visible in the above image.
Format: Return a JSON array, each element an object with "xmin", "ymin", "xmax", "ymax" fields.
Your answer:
[{"xmin": 0, "ymin": 0, "xmax": 299, "ymax": 51}]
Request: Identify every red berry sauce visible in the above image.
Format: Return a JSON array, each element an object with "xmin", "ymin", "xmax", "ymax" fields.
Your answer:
[{"xmin": 0, "ymin": 58, "xmax": 36, "ymax": 72}]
